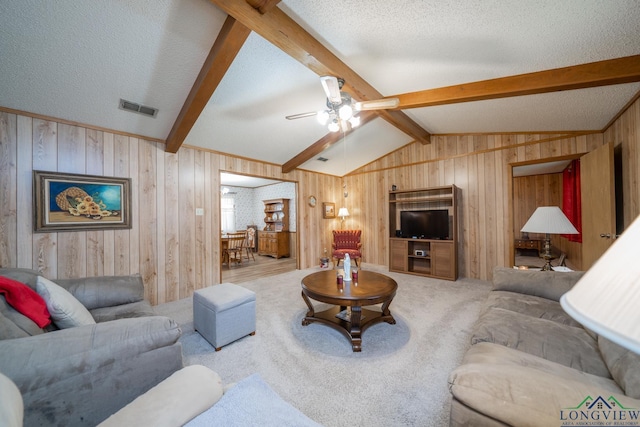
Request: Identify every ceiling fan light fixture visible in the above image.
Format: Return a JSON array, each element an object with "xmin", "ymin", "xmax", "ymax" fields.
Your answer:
[
  {"xmin": 339, "ymin": 104, "xmax": 353, "ymax": 120},
  {"xmin": 317, "ymin": 110, "xmax": 329, "ymax": 125},
  {"xmin": 286, "ymin": 76, "xmax": 395, "ymax": 133}
]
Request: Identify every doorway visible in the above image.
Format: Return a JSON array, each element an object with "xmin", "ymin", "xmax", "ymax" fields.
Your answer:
[
  {"xmin": 219, "ymin": 172, "xmax": 298, "ymax": 283},
  {"xmin": 509, "ymin": 143, "xmax": 620, "ymax": 271},
  {"xmin": 510, "ymin": 155, "xmax": 581, "ymax": 270}
]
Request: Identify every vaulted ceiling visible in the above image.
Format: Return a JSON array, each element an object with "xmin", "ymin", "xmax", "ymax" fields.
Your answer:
[{"xmin": 1, "ymin": 1, "xmax": 639, "ymax": 177}]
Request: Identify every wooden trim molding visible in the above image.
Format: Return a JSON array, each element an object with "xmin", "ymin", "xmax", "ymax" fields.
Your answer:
[
  {"xmin": 0, "ymin": 106, "xmax": 165, "ymax": 143},
  {"xmin": 347, "ymin": 132, "xmax": 595, "ymax": 176}
]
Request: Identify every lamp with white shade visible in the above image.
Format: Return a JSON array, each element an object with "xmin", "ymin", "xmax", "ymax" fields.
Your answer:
[
  {"xmin": 520, "ymin": 206, "xmax": 579, "ymax": 271},
  {"xmin": 561, "ymin": 214, "xmax": 640, "ymax": 355},
  {"xmin": 338, "ymin": 207, "xmax": 349, "ymax": 229}
]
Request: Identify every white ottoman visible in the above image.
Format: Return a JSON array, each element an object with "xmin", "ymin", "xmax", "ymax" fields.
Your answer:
[{"xmin": 193, "ymin": 283, "xmax": 256, "ymax": 351}]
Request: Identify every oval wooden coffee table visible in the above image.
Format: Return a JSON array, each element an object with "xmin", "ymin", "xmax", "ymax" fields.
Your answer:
[{"xmin": 301, "ymin": 270, "xmax": 397, "ymax": 352}]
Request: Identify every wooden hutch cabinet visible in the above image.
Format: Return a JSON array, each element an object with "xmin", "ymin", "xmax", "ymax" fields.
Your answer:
[
  {"xmin": 257, "ymin": 198, "xmax": 290, "ymax": 258},
  {"xmin": 388, "ymin": 185, "xmax": 458, "ymax": 280}
]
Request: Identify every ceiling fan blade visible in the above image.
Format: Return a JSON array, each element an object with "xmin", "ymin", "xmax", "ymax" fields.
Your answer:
[
  {"xmin": 285, "ymin": 111, "xmax": 318, "ymax": 120},
  {"xmin": 320, "ymin": 76, "xmax": 342, "ymax": 104},
  {"xmin": 354, "ymin": 98, "xmax": 400, "ymax": 111}
]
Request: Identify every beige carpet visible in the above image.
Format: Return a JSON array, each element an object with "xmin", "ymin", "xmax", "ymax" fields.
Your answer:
[{"xmin": 155, "ymin": 263, "xmax": 491, "ymax": 426}]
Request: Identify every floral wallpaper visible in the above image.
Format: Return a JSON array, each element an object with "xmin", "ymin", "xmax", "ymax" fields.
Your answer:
[{"xmin": 222, "ymin": 181, "xmax": 296, "ymax": 232}]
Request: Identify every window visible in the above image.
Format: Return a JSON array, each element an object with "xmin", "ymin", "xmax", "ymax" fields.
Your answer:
[{"xmin": 221, "ymin": 195, "xmax": 235, "ymax": 233}]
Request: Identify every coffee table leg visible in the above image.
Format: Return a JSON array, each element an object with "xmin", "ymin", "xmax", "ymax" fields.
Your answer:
[
  {"xmin": 381, "ymin": 298, "xmax": 396, "ymax": 325},
  {"xmin": 301, "ymin": 291, "xmax": 315, "ymax": 325},
  {"xmin": 349, "ymin": 306, "xmax": 363, "ymax": 352}
]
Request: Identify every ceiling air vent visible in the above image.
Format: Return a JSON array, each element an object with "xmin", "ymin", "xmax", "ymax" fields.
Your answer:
[
  {"xmin": 119, "ymin": 99, "xmax": 158, "ymax": 118},
  {"xmin": 317, "ymin": 157, "xmax": 329, "ymax": 162}
]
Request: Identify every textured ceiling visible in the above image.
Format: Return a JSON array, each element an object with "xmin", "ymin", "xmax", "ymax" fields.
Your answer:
[{"xmin": 1, "ymin": 0, "xmax": 639, "ymax": 177}]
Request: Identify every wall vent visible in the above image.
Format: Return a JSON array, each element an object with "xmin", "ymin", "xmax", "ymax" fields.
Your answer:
[
  {"xmin": 317, "ymin": 157, "xmax": 329, "ymax": 162},
  {"xmin": 119, "ymin": 99, "xmax": 158, "ymax": 118}
]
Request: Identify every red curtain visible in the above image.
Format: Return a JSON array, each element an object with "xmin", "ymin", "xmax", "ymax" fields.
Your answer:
[{"xmin": 562, "ymin": 159, "xmax": 582, "ymax": 243}]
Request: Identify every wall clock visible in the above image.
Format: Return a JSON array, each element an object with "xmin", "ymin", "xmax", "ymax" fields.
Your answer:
[{"xmin": 308, "ymin": 195, "xmax": 317, "ymax": 207}]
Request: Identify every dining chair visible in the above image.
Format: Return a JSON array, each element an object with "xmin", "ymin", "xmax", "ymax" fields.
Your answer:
[
  {"xmin": 223, "ymin": 232, "xmax": 246, "ymax": 267},
  {"xmin": 244, "ymin": 228, "xmax": 256, "ymax": 261}
]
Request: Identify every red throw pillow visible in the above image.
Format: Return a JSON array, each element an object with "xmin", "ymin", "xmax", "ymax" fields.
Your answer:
[{"xmin": 0, "ymin": 275, "xmax": 51, "ymax": 328}]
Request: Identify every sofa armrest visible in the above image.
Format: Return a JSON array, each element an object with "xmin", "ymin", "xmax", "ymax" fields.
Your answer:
[
  {"xmin": 0, "ymin": 316, "xmax": 180, "ymax": 383},
  {"xmin": 492, "ymin": 267, "xmax": 584, "ymax": 301},
  {"xmin": 54, "ymin": 274, "xmax": 145, "ymax": 309},
  {"xmin": 449, "ymin": 343, "xmax": 640, "ymax": 427},
  {"xmin": 0, "ymin": 316, "xmax": 183, "ymax": 426},
  {"xmin": 98, "ymin": 365, "xmax": 224, "ymax": 427},
  {"xmin": 0, "ymin": 372, "xmax": 22, "ymax": 427}
]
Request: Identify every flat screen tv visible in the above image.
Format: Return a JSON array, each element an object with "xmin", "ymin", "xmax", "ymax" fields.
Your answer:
[{"xmin": 400, "ymin": 209, "xmax": 449, "ymax": 239}]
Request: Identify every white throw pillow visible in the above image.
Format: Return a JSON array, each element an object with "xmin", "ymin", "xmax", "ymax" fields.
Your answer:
[{"xmin": 36, "ymin": 276, "xmax": 95, "ymax": 329}]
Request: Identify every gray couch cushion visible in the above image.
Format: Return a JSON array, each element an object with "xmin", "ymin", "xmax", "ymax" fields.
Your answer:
[
  {"xmin": 0, "ymin": 310, "xmax": 30, "ymax": 340},
  {"xmin": 482, "ymin": 290, "xmax": 582, "ymax": 328},
  {"xmin": 492, "ymin": 267, "xmax": 584, "ymax": 302},
  {"xmin": 55, "ymin": 274, "xmax": 145, "ymax": 309},
  {"xmin": 0, "ymin": 298, "xmax": 43, "ymax": 338},
  {"xmin": 471, "ymin": 307, "xmax": 610, "ymax": 377},
  {"xmin": 90, "ymin": 300, "xmax": 156, "ymax": 322},
  {"xmin": 599, "ymin": 337, "xmax": 640, "ymax": 399},
  {"xmin": 449, "ymin": 343, "xmax": 632, "ymax": 427}
]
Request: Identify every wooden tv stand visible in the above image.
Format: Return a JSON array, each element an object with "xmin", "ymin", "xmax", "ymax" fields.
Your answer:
[{"xmin": 388, "ymin": 186, "xmax": 458, "ymax": 280}]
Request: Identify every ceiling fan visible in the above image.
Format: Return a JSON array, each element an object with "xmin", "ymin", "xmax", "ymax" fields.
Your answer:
[{"xmin": 285, "ymin": 76, "xmax": 399, "ymax": 132}]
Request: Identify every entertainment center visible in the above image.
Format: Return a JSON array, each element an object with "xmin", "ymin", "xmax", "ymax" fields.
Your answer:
[{"xmin": 388, "ymin": 185, "xmax": 459, "ymax": 280}]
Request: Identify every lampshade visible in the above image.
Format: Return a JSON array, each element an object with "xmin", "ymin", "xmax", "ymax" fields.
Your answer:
[
  {"xmin": 317, "ymin": 110, "xmax": 329, "ymax": 125},
  {"xmin": 338, "ymin": 207, "xmax": 350, "ymax": 218},
  {"xmin": 328, "ymin": 120, "xmax": 340, "ymax": 132},
  {"xmin": 339, "ymin": 104, "xmax": 353, "ymax": 120},
  {"xmin": 561, "ymin": 214, "xmax": 640, "ymax": 354},
  {"xmin": 521, "ymin": 206, "xmax": 579, "ymax": 234}
]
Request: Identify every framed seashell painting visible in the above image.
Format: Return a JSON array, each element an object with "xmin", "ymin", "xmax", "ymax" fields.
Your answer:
[{"xmin": 33, "ymin": 171, "xmax": 132, "ymax": 232}]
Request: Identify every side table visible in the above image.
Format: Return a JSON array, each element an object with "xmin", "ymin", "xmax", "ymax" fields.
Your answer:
[{"xmin": 514, "ymin": 239, "xmax": 543, "ymax": 256}]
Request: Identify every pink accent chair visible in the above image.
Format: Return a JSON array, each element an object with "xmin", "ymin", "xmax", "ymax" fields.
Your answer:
[{"xmin": 332, "ymin": 230, "xmax": 362, "ymax": 267}]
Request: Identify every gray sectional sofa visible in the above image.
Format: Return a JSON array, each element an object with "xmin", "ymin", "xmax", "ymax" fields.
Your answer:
[
  {"xmin": 449, "ymin": 267, "xmax": 640, "ymax": 426},
  {"xmin": 0, "ymin": 268, "xmax": 184, "ymax": 427}
]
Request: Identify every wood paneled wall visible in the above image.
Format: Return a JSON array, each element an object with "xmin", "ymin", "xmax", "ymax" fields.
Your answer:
[
  {"xmin": 1, "ymin": 94, "xmax": 639, "ymax": 298},
  {"xmin": 344, "ymin": 133, "xmax": 605, "ymax": 280},
  {"xmin": 0, "ymin": 111, "xmax": 340, "ymax": 304}
]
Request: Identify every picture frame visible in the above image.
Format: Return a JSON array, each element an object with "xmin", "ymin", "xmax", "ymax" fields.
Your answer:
[
  {"xmin": 323, "ymin": 202, "xmax": 336, "ymax": 219},
  {"xmin": 33, "ymin": 170, "xmax": 132, "ymax": 233}
]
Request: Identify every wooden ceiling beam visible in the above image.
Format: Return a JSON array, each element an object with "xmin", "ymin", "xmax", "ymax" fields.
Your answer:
[
  {"xmin": 208, "ymin": 0, "xmax": 431, "ymax": 150},
  {"xmin": 245, "ymin": 0, "xmax": 281, "ymax": 14},
  {"xmin": 393, "ymin": 54, "xmax": 640, "ymax": 109},
  {"xmin": 165, "ymin": 16, "xmax": 250, "ymax": 153},
  {"xmin": 282, "ymin": 111, "xmax": 377, "ymax": 174}
]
